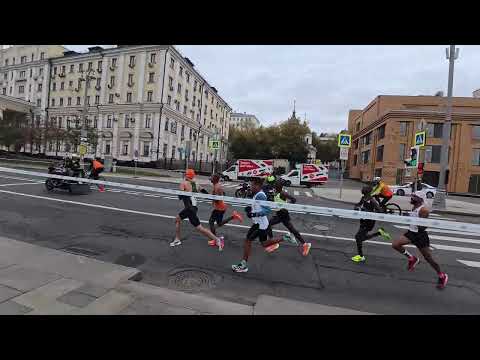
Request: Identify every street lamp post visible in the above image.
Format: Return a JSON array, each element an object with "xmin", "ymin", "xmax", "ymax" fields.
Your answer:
[
  {"xmin": 78, "ymin": 68, "xmax": 96, "ymax": 169},
  {"xmin": 433, "ymin": 45, "xmax": 458, "ymax": 210}
]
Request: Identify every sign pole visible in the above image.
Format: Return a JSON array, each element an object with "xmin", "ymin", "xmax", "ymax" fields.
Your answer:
[
  {"xmin": 339, "ymin": 160, "xmax": 344, "ymax": 199},
  {"xmin": 337, "ymin": 134, "xmax": 351, "ymax": 200}
]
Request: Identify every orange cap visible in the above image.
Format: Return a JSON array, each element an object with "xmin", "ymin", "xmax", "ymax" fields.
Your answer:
[{"xmin": 185, "ymin": 169, "xmax": 196, "ymax": 179}]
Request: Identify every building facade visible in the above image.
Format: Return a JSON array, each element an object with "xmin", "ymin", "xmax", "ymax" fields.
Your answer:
[
  {"xmin": 347, "ymin": 95, "xmax": 480, "ymax": 194},
  {"xmin": 0, "ymin": 45, "xmax": 232, "ymax": 164},
  {"xmin": 230, "ymin": 112, "xmax": 260, "ymax": 129}
]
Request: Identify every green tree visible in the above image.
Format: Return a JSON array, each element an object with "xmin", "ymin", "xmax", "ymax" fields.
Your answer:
[
  {"xmin": 0, "ymin": 110, "xmax": 28, "ymax": 151},
  {"xmin": 312, "ymin": 132, "xmax": 339, "ymax": 163}
]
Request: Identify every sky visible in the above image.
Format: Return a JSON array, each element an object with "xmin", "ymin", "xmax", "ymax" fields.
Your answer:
[{"xmin": 65, "ymin": 45, "xmax": 480, "ymax": 134}]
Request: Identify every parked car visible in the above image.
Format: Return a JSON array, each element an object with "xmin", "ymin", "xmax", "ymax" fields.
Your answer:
[{"xmin": 390, "ymin": 182, "xmax": 437, "ymax": 199}]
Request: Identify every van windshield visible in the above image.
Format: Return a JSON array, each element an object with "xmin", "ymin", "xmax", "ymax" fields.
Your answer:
[
  {"xmin": 226, "ymin": 166, "xmax": 235, "ymax": 172},
  {"xmin": 289, "ymin": 171, "xmax": 299, "ymax": 177}
]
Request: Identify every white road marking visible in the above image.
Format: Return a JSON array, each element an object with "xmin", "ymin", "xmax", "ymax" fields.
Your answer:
[
  {"xmin": 393, "ymin": 225, "xmax": 479, "ymax": 237},
  {"xmin": 107, "ymin": 189, "xmax": 123, "ymax": 192},
  {"xmin": 124, "ymin": 191, "xmax": 142, "ymax": 195},
  {"xmin": 429, "ymin": 214, "xmax": 457, "ymax": 221},
  {"xmin": 163, "ymin": 196, "xmax": 179, "ymax": 200},
  {"xmin": 457, "ymin": 260, "xmax": 480, "ymax": 268},
  {"xmin": 1, "ymin": 188, "xmax": 480, "ymax": 256},
  {"xmin": 0, "ymin": 182, "xmax": 42, "ymax": 187},
  {"xmin": 0, "ymin": 174, "xmax": 41, "ymax": 183},
  {"xmin": 143, "ymin": 194, "xmax": 162, "ymax": 198},
  {"xmin": 429, "ymin": 234, "xmax": 480, "ymax": 245},
  {"xmin": 294, "ymin": 191, "xmax": 300, "ymax": 196},
  {"xmin": 305, "ymin": 192, "xmax": 312, "ymax": 197}
]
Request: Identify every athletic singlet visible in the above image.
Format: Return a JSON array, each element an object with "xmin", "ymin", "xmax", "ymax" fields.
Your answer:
[
  {"xmin": 252, "ymin": 191, "xmax": 270, "ymax": 230},
  {"xmin": 409, "ymin": 205, "xmax": 426, "ymax": 233},
  {"xmin": 273, "ymin": 191, "xmax": 287, "ymax": 211},
  {"xmin": 213, "ymin": 185, "xmax": 227, "ymax": 211},
  {"xmin": 180, "ymin": 180, "xmax": 198, "ymax": 208}
]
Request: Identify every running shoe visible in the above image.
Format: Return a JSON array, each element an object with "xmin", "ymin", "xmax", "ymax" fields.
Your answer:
[
  {"xmin": 232, "ymin": 260, "xmax": 248, "ymax": 273},
  {"xmin": 99, "ymin": 186, "xmax": 106, "ymax": 193},
  {"xmin": 378, "ymin": 228, "xmax": 392, "ymax": 241},
  {"xmin": 302, "ymin": 243, "xmax": 312, "ymax": 256},
  {"xmin": 437, "ymin": 272, "xmax": 448, "ymax": 289},
  {"xmin": 170, "ymin": 238, "xmax": 182, "ymax": 247},
  {"xmin": 208, "ymin": 239, "xmax": 217, "ymax": 247},
  {"xmin": 217, "ymin": 236, "xmax": 225, "ymax": 251},
  {"xmin": 265, "ymin": 243, "xmax": 280, "ymax": 253},
  {"xmin": 351, "ymin": 255, "xmax": 366, "ymax": 263},
  {"xmin": 283, "ymin": 233, "xmax": 298, "ymax": 245},
  {"xmin": 232, "ymin": 211, "xmax": 243, "ymax": 223},
  {"xmin": 407, "ymin": 255, "xmax": 420, "ymax": 271}
]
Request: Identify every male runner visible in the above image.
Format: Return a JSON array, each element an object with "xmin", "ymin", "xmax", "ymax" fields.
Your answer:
[
  {"xmin": 266, "ymin": 180, "xmax": 312, "ymax": 256},
  {"xmin": 232, "ymin": 177, "xmax": 295, "ymax": 273},
  {"xmin": 207, "ymin": 174, "xmax": 243, "ymax": 246},
  {"xmin": 370, "ymin": 177, "xmax": 393, "ymax": 210},
  {"xmin": 170, "ymin": 169, "xmax": 224, "ymax": 251},
  {"xmin": 352, "ymin": 185, "xmax": 392, "ymax": 263},
  {"xmin": 392, "ymin": 192, "xmax": 448, "ymax": 289}
]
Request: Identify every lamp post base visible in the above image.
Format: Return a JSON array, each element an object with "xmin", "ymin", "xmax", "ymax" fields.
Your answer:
[{"xmin": 432, "ymin": 189, "xmax": 447, "ymax": 210}]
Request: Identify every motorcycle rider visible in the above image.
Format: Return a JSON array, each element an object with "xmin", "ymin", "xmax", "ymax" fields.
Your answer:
[
  {"xmin": 64, "ymin": 154, "xmax": 82, "ymax": 177},
  {"xmin": 262, "ymin": 175, "xmax": 277, "ymax": 201}
]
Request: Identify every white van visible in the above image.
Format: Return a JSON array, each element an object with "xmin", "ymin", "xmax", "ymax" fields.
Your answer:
[{"xmin": 281, "ymin": 163, "xmax": 328, "ymax": 187}]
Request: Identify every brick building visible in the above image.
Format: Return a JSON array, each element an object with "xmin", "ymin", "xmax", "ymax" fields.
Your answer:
[{"xmin": 347, "ymin": 95, "xmax": 480, "ymax": 194}]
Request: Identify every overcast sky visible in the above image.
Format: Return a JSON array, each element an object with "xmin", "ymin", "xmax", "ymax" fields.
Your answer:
[{"xmin": 65, "ymin": 45, "xmax": 480, "ymax": 134}]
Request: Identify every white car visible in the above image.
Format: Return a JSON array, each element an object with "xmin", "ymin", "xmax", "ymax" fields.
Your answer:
[{"xmin": 390, "ymin": 182, "xmax": 437, "ymax": 199}]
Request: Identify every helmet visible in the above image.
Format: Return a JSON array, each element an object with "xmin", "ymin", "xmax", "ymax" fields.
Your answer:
[
  {"xmin": 185, "ymin": 168, "xmax": 196, "ymax": 180},
  {"xmin": 373, "ymin": 177, "xmax": 381, "ymax": 182}
]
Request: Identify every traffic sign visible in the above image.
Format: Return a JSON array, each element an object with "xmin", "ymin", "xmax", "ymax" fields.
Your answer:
[
  {"xmin": 79, "ymin": 145, "xmax": 87, "ymax": 156},
  {"xmin": 415, "ymin": 131, "xmax": 426, "ymax": 147},
  {"xmin": 338, "ymin": 134, "xmax": 351, "ymax": 148},
  {"xmin": 339, "ymin": 147, "xmax": 349, "ymax": 160},
  {"xmin": 209, "ymin": 140, "xmax": 220, "ymax": 150}
]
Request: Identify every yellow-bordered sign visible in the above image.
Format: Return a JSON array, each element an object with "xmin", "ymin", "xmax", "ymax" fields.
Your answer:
[
  {"xmin": 415, "ymin": 131, "xmax": 426, "ymax": 147},
  {"xmin": 338, "ymin": 134, "xmax": 351, "ymax": 148}
]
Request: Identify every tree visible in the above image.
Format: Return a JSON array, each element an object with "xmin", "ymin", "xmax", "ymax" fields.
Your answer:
[
  {"xmin": 312, "ymin": 132, "xmax": 340, "ymax": 163},
  {"xmin": 0, "ymin": 110, "xmax": 27, "ymax": 152}
]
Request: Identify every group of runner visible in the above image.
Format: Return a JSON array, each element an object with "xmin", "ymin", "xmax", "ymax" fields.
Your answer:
[{"xmin": 171, "ymin": 169, "xmax": 448, "ymax": 289}]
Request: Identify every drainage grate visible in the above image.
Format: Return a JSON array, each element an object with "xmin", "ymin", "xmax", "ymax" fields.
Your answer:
[
  {"xmin": 63, "ymin": 246, "xmax": 101, "ymax": 258},
  {"xmin": 168, "ymin": 269, "xmax": 216, "ymax": 293}
]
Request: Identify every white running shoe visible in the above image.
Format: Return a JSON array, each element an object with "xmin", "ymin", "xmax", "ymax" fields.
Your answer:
[{"xmin": 170, "ymin": 238, "xmax": 182, "ymax": 247}]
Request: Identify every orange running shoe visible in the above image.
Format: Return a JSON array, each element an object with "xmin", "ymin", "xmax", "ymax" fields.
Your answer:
[
  {"xmin": 232, "ymin": 211, "xmax": 243, "ymax": 223},
  {"xmin": 208, "ymin": 239, "xmax": 217, "ymax": 247},
  {"xmin": 302, "ymin": 243, "xmax": 312, "ymax": 256},
  {"xmin": 265, "ymin": 243, "xmax": 280, "ymax": 253}
]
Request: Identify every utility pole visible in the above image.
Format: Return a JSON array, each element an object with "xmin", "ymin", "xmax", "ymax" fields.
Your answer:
[
  {"xmin": 433, "ymin": 45, "xmax": 458, "ymax": 210},
  {"xmin": 79, "ymin": 68, "xmax": 96, "ymax": 169}
]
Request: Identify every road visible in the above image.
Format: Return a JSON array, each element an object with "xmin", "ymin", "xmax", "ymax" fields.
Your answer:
[{"xmin": 0, "ymin": 169, "xmax": 479, "ymax": 314}]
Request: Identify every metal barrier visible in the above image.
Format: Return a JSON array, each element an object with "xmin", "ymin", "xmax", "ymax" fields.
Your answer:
[{"xmin": 0, "ymin": 166, "xmax": 479, "ymax": 234}]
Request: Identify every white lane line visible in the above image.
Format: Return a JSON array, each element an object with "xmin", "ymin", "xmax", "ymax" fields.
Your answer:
[
  {"xmin": 107, "ymin": 189, "xmax": 123, "ymax": 193},
  {"xmin": 429, "ymin": 214, "xmax": 457, "ymax": 221},
  {"xmin": 124, "ymin": 191, "xmax": 142, "ymax": 195},
  {"xmin": 143, "ymin": 194, "xmax": 162, "ymax": 198},
  {"xmin": 163, "ymin": 196, "xmax": 179, "ymax": 200},
  {"xmin": 457, "ymin": 260, "xmax": 480, "ymax": 268},
  {"xmin": 305, "ymin": 192, "xmax": 312, "ymax": 197},
  {"xmin": 393, "ymin": 225, "xmax": 479, "ymax": 237},
  {"xmin": 0, "ymin": 182, "xmax": 43, "ymax": 187},
  {"xmin": 2, "ymin": 188, "xmax": 480, "ymax": 256},
  {"xmin": 294, "ymin": 190, "xmax": 300, "ymax": 196},
  {"xmin": 429, "ymin": 234, "xmax": 480, "ymax": 245},
  {"xmin": 0, "ymin": 174, "xmax": 41, "ymax": 183}
]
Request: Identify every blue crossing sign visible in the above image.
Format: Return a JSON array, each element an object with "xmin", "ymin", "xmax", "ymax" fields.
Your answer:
[
  {"xmin": 415, "ymin": 131, "xmax": 426, "ymax": 147},
  {"xmin": 338, "ymin": 134, "xmax": 351, "ymax": 148}
]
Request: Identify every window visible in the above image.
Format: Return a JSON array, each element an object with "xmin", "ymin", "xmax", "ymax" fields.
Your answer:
[
  {"xmin": 53, "ymin": 67, "xmax": 57, "ymax": 75},
  {"xmin": 94, "ymin": 116, "xmax": 98, "ymax": 129},
  {"xmin": 18, "ymin": 85, "xmax": 24, "ymax": 94},
  {"xmin": 177, "ymin": 83, "xmax": 181, "ymax": 94},
  {"xmin": 40, "ymin": 52, "xmax": 45, "ymax": 60},
  {"xmin": 473, "ymin": 126, "xmax": 480, "ymax": 139},
  {"xmin": 163, "ymin": 143, "xmax": 168, "ymax": 158},
  {"xmin": 95, "ymin": 95, "xmax": 99, "ymax": 105},
  {"xmin": 148, "ymin": 72, "xmax": 155, "ymax": 83},
  {"xmin": 147, "ymin": 91, "xmax": 153, "ymax": 102},
  {"xmin": 185, "ymin": 89, "xmax": 189, "ymax": 101},
  {"xmin": 472, "ymin": 149, "xmax": 480, "ymax": 166},
  {"xmin": 86, "ymin": 96, "xmax": 90, "ymax": 105},
  {"xmin": 58, "ymin": 117, "xmax": 63, "ymax": 128},
  {"xmin": 425, "ymin": 145, "xmax": 442, "ymax": 163},
  {"xmin": 175, "ymin": 100, "xmax": 180, "ymax": 111},
  {"xmin": 60, "ymin": 82, "xmax": 64, "ymax": 90},
  {"xmin": 374, "ymin": 168, "xmax": 383, "ymax": 178},
  {"xmin": 129, "ymin": 56, "xmax": 135, "ymax": 67},
  {"xmin": 354, "ymin": 139, "xmax": 359, "ymax": 150},
  {"xmin": 77, "ymin": 97, "xmax": 81, "ymax": 105},
  {"xmin": 167, "ymin": 95, "xmax": 172, "ymax": 106},
  {"xmin": 171, "ymin": 146, "xmax": 176, "ymax": 159},
  {"xmin": 69, "ymin": 80, "xmax": 73, "ymax": 88},
  {"xmin": 179, "ymin": 66, "xmax": 183, "ymax": 77},
  {"xmin": 145, "ymin": 114, "xmax": 151, "ymax": 128},
  {"xmin": 52, "ymin": 82, "xmax": 56, "ymax": 91},
  {"xmin": 362, "ymin": 150, "xmax": 370, "ymax": 164},
  {"xmin": 426, "ymin": 123, "xmax": 443, "ymax": 138},
  {"xmin": 20, "ymin": 70, "xmax": 25, "ymax": 78},
  {"xmin": 143, "ymin": 142, "xmax": 151, "ymax": 157},
  {"xmin": 194, "ymin": 80, "xmax": 197, "ymax": 91},
  {"xmin": 399, "ymin": 121, "xmax": 408, "ymax": 136},
  {"xmin": 128, "ymin": 74, "xmax": 134, "ymax": 85},
  {"xmin": 376, "ymin": 145, "xmax": 384, "ymax": 162},
  {"xmin": 67, "ymin": 97, "xmax": 72, "ymax": 106},
  {"xmin": 77, "ymin": 79, "xmax": 82, "ymax": 89},
  {"xmin": 87, "ymin": 62, "xmax": 93, "ymax": 71},
  {"xmin": 51, "ymin": 98, "xmax": 55, "ymax": 107},
  {"xmin": 181, "ymin": 125, "xmax": 185, "ymax": 139},
  {"xmin": 399, "ymin": 144, "xmax": 406, "ymax": 160},
  {"xmin": 96, "ymin": 78, "xmax": 101, "ymax": 88},
  {"xmin": 111, "ymin": 58, "xmax": 117, "ymax": 68},
  {"xmin": 124, "ymin": 115, "xmax": 130, "ymax": 128},
  {"xmin": 97, "ymin": 61, "xmax": 102, "ymax": 71},
  {"xmin": 3, "ymin": 73, "xmax": 6, "ymax": 80},
  {"xmin": 122, "ymin": 141, "xmax": 129, "ymax": 156},
  {"xmin": 183, "ymin": 106, "xmax": 187, "ymax": 115},
  {"xmin": 69, "ymin": 64, "xmax": 74, "ymax": 73},
  {"xmin": 150, "ymin": 53, "xmax": 156, "ymax": 64},
  {"xmin": 164, "ymin": 118, "xmax": 169, "ymax": 131},
  {"xmin": 59, "ymin": 98, "xmax": 63, "ymax": 106},
  {"xmin": 107, "ymin": 116, "xmax": 112, "ymax": 128},
  {"xmin": 170, "ymin": 57, "xmax": 175, "ymax": 69},
  {"xmin": 108, "ymin": 94, "xmax": 114, "ymax": 104},
  {"xmin": 110, "ymin": 76, "xmax": 115, "ymax": 87},
  {"xmin": 353, "ymin": 154, "xmax": 358, "ymax": 166},
  {"xmin": 79, "ymin": 63, "xmax": 84, "ymax": 72},
  {"xmin": 30, "ymin": 84, "xmax": 33, "ymax": 92},
  {"xmin": 37, "ymin": 99, "xmax": 41, "ymax": 106},
  {"xmin": 377, "ymin": 124, "xmax": 386, "ymax": 139},
  {"xmin": 192, "ymin": 95, "xmax": 196, "ymax": 106},
  {"xmin": 168, "ymin": 77, "xmax": 173, "ymax": 88},
  {"xmin": 364, "ymin": 132, "xmax": 371, "ymax": 145},
  {"xmin": 171, "ymin": 121, "xmax": 177, "ymax": 134},
  {"xmin": 39, "ymin": 68, "xmax": 44, "ymax": 76},
  {"xmin": 126, "ymin": 92, "xmax": 132, "ymax": 103}
]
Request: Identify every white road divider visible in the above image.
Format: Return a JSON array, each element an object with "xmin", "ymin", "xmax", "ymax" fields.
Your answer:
[{"xmin": 1, "ymin": 166, "xmax": 479, "ymax": 234}]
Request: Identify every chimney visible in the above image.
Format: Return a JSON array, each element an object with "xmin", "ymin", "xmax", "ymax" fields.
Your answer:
[
  {"xmin": 473, "ymin": 89, "xmax": 480, "ymax": 98},
  {"xmin": 435, "ymin": 91, "xmax": 444, "ymax": 97}
]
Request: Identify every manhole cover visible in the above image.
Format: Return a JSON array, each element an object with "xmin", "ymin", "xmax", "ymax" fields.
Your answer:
[
  {"xmin": 168, "ymin": 269, "xmax": 216, "ymax": 293},
  {"xmin": 63, "ymin": 246, "xmax": 100, "ymax": 257}
]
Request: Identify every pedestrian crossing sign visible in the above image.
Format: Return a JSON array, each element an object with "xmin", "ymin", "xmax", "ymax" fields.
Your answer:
[
  {"xmin": 338, "ymin": 134, "xmax": 351, "ymax": 148},
  {"xmin": 209, "ymin": 140, "xmax": 220, "ymax": 150},
  {"xmin": 415, "ymin": 131, "xmax": 426, "ymax": 147}
]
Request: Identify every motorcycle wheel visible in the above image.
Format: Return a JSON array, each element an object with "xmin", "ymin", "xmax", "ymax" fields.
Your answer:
[{"xmin": 45, "ymin": 179, "xmax": 55, "ymax": 192}]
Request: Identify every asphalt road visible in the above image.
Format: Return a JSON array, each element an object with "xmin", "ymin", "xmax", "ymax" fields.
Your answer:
[{"xmin": 0, "ymin": 169, "xmax": 479, "ymax": 314}]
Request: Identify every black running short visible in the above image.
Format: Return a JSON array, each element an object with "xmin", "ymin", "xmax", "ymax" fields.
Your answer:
[
  {"xmin": 271, "ymin": 208, "xmax": 290, "ymax": 223},
  {"xmin": 404, "ymin": 230, "xmax": 430, "ymax": 249},
  {"xmin": 178, "ymin": 206, "xmax": 200, "ymax": 227},
  {"xmin": 359, "ymin": 219, "xmax": 376, "ymax": 233},
  {"xmin": 209, "ymin": 209, "xmax": 225, "ymax": 225},
  {"xmin": 246, "ymin": 224, "xmax": 268, "ymax": 242}
]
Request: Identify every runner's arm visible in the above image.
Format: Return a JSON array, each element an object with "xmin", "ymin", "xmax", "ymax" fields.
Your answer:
[
  {"xmin": 418, "ymin": 207, "xmax": 429, "ymax": 231},
  {"xmin": 282, "ymin": 191, "xmax": 296, "ymax": 203}
]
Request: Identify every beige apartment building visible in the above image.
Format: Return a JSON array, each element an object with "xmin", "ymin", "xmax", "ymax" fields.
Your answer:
[
  {"xmin": 230, "ymin": 112, "xmax": 260, "ymax": 129},
  {"xmin": 0, "ymin": 45, "xmax": 232, "ymax": 164},
  {"xmin": 347, "ymin": 95, "xmax": 480, "ymax": 194}
]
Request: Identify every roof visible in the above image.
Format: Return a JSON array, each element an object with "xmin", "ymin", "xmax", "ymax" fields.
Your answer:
[{"xmin": 231, "ymin": 113, "xmax": 257, "ymax": 117}]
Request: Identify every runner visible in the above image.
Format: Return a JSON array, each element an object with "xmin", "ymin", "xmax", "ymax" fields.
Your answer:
[
  {"xmin": 207, "ymin": 174, "xmax": 243, "ymax": 247},
  {"xmin": 232, "ymin": 177, "xmax": 295, "ymax": 273},
  {"xmin": 392, "ymin": 192, "xmax": 448, "ymax": 289},
  {"xmin": 352, "ymin": 185, "xmax": 392, "ymax": 263},
  {"xmin": 266, "ymin": 180, "xmax": 312, "ymax": 256},
  {"xmin": 170, "ymin": 169, "xmax": 225, "ymax": 251}
]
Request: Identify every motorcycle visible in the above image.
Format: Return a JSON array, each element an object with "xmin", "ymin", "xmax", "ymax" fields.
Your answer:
[
  {"xmin": 234, "ymin": 181, "xmax": 252, "ymax": 198},
  {"xmin": 45, "ymin": 164, "xmax": 83, "ymax": 193}
]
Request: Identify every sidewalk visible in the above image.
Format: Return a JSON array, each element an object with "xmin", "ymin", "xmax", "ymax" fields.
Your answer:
[
  {"xmin": 312, "ymin": 187, "xmax": 480, "ymax": 217},
  {"xmin": 0, "ymin": 236, "xmax": 372, "ymax": 315}
]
